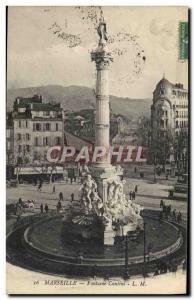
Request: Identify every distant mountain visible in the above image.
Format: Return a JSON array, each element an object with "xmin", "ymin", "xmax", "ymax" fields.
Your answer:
[{"xmin": 6, "ymin": 85, "xmax": 152, "ymax": 120}]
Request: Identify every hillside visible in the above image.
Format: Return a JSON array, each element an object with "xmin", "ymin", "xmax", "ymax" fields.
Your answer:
[{"xmin": 7, "ymin": 85, "xmax": 152, "ymax": 120}]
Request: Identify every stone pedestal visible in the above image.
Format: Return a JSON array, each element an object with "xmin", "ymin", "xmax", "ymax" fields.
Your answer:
[
  {"xmin": 90, "ymin": 164, "xmax": 123, "ymax": 205},
  {"xmin": 104, "ymin": 225, "xmax": 115, "ymax": 245}
]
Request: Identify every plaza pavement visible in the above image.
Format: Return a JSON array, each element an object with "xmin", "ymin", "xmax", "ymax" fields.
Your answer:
[
  {"xmin": 6, "ymin": 175, "xmax": 188, "ymax": 223},
  {"xmin": 6, "ymin": 170, "xmax": 188, "ymax": 286}
]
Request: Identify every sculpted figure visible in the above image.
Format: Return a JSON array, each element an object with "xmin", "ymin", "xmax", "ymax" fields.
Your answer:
[
  {"xmin": 97, "ymin": 17, "xmax": 108, "ymax": 42},
  {"xmin": 92, "ymin": 190, "xmax": 104, "ymax": 217},
  {"xmin": 81, "ymin": 174, "xmax": 97, "ymax": 211}
]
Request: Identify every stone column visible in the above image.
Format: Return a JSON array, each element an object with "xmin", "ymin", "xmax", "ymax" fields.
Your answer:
[{"xmin": 91, "ymin": 43, "xmax": 113, "ymax": 167}]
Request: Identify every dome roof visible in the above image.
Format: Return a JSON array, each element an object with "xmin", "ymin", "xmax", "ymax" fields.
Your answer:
[{"xmin": 155, "ymin": 77, "xmax": 172, "ymax": 96}]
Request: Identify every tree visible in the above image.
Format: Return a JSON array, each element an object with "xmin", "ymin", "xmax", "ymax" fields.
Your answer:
[
  {"xmin": 151, "ymin": 128, "xmax": 175, "ymax": 166},
  {"xmin": 136, "ymin": 116, "xmax": 151, "ymax": 148}
]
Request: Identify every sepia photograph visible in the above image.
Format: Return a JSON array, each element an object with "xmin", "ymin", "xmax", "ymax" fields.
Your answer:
[{"xmin": 5, "ymin": 5, "xmax": 189, "ymax": 295}]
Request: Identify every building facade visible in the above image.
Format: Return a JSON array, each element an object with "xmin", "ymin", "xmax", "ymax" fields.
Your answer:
[
  {"xmin": 151, "ymin": 77, "xmax": 188, "ymax": 164},
  {"xmin": 12, "ymin": 95, "xmax": 64, "ymax": 165},
  {"xmin": 6, "ymin": 112, "xmax": 14, "ymax": 166}
]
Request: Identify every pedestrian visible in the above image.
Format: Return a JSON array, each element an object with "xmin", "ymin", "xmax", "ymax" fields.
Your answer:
[
  {"xmin": 93, "ymin": 264, "xmax": 98, "ymax": 280},
  {"xmin": 134, "ymin": 185, "xmax": 138, "ymax": 193},
  {"xmin": 153, "ymin": 268, "xmax": 159, "ymax": 276},
  {"xmin": 182, "ymin": 259, "xmax": 186, "ymax": 271},
  {"xmin": 40, "ymin": 203, "xmax": 43, "ymax": 214},
  {"xmin": 168, "ymin": 204, "xmax": 172, "ymax": 215},
  {"xmin": 134, "ymin": 167, "xmax": 137, "ymax": 173},
  {"xmin": 16, "ymin": 214, "xmax": 21, "ymax": 223},
  {"xmin": 52, "ymin": 184, "xmax": 55, "ymax": 193},
  {"xmin": 56, "ymin": 201, "xmax": 62, "ymax": 213},
  {"xmin": 45, "ymin": 203, "xmax": 49, "ymax": 213},
  {"xmin": 37, "ymin": 182, "xmax": 42, "ymax": 192},
  {"xmin": 160, "ymin": 199, "xmax": 164, "ymax": 208},
  {"xmin": 172, "ymin": 209, "xmax": 176, "ymax": 221},
  {"xmin": 140, "ymin": 172, "xmax": 144, "ymax": 178},
  {"xmin": 18, "ymin": 198, "xmax": 23, "ymax": 207},
  {"xmin": 71, "ymin": 193, "xmax": 74, "ymax": 203},
  {"xmin": 70, "ymin": 177, "xmax": 73, "ymax": 184},
  {"xmin": 129, "ymin": 191, "xmax": 132, "ymax": 200},
  {"xmin": 159, "ymin": 210, "xmax": 163, "ymax": 220},
  {"xmin": 59, "ymin": 192, "xmax": 63, "ymax": 201},
  {"xmin": 172, "ymin": 263, "xmax": 177, "ymax": 273},
  {"xmin": 177, "ymin": 211, "xmax": 182, "ymax": 224},
  {"xmin": 132, "ymin": 191, "xmax": 136, "ymax": 200},
  {"xmin": 166, "ymin": 205, "xmax": 170, "ymax": 217}
]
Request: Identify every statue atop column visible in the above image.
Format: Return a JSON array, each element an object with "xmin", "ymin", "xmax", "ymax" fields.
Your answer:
[{"xmin": 97, "ymin": 16, "xmax": 108, "ymax": 43}]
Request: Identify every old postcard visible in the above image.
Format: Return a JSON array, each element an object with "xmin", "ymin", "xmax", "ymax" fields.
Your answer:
[{"xmin": 6, "ymin": 6, "xmax": 189, "ymax": 295}]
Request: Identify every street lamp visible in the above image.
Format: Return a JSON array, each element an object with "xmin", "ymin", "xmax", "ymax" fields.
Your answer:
[
  {"xmin": 153, "ymin": 152, "xmax": 157, "ymax": 183},
  {"xmin": 143, "ymin": 221, "xmax": 148, "ymax": 278},
  {"xmin": 124, "ymin": 233, "xmax": 129, "ymax": 279},
  {"xmin": 123, "ymin": 227, "xmax": 140, "ymax": 280}
]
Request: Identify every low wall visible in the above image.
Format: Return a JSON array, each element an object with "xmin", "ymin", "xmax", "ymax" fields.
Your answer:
[{"xmin": 23, "ymin": 214, "xmax": 183, "ymax": 266}]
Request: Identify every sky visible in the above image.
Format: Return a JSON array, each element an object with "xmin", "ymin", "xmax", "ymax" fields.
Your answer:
[{"xmin": 7, "ymin": 6, "xmax": 188, "ymax": 98}]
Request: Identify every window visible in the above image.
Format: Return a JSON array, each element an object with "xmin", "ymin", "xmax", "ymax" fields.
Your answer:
[
  {"xmin": 56, "ymin": 123, "xmax": 58, "ymax": 131},
  {"xmin": 26, "ymin": 145, "xmax": 30, "ymax": 152},
  {"xmin": 43, "ymin": 137, "xmax": 49, "ymax": 146},
  {"xmin": 6, "ymin": 130, "xmax": 10, "ymax": 138},
  {"xmin": 19, "ymin": 121, "xmax": 21, "ymax": 128},
  {"xmin": 34, "ymin": 137, "xmax": 38, "ymax": 146},
  {"xmin": 26, "ymin": 133, "xmax": 30, "ymax": 141},
  {"xmin": 18, "ymin": 145, "xmax": 22, "ymax": 152},
  {"xmin": 26, "ymin": 121, "xmax": 28, "ymax": 128},
  {"xmin": 46, "ymin": 123, "xmax": 50, "ymax": 131},
  {"xmin": 43, "ymin": 111, "xmax": 50, "ymax": 117},
  {"xmin": 7, "ymin": 141, "xmax": 10, "ymax": 150},
  {"xmin": 33, "ymin": 151, "xmax": 38, "ymax": 160},
  {"xmin": 55, "ymin": 137, "xmax": 61, "ymax": 145},
  {"xmin": 17, "ymin": 133, "xmax": 21, "ymax": 141},
  {"xmin": 176, "ymin": 121, "xmax": 179, "ymax": 128},
  {"xmin": 36, "ymin": 123, "xmax": 41, "ymax": 131}
]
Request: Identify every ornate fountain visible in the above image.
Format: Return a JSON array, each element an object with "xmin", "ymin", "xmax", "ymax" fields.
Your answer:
[{"xmin": 63, "ymin": 17, "xmax": 143, "ymax": 245}]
